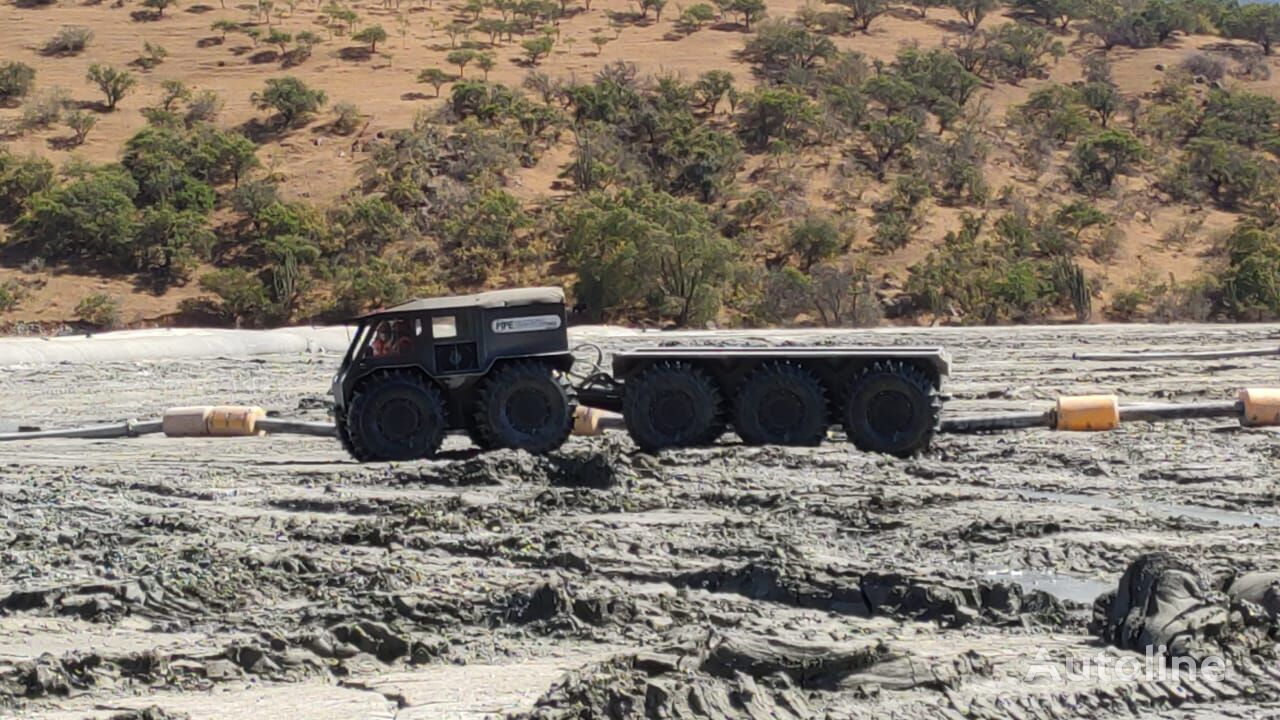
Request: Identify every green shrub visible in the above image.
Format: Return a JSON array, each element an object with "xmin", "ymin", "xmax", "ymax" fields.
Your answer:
[
  {"xmin": 0, "ymin": 150, "xmax": 55, "ymax": 222},
  {"xmin": 737, "ymin": 88, "xmax": 816, "ymax": 150},
  {"xmin": 440, "ymin": 189, "xmax": 530, "ymax": 283},
  {"xmin": 331, "ymin": 101, "xmax": 362, "ymax": 135},
  {"xmin": 14, "ymin": 165, "xmax": 140, "ymax": 266},
  {"xmin": 786, "ymin": 212, "xmax": 848, "ymax": 271},
  {"xmin": 0, "ymin": 280, "xmax": 26, "ymax": 312},
  {"xmin": 197, "ymin": 268, "xmax": 271, "ymax": 325},
  {"xmin": 19, "ymin": 86, "xmax": 69, "ymax": 131},
  {"xmin": 63, "ymin": 110, "xmax": 97, "ymax": 145},
  {"xmin": 1221, "ymin": 3, "xmax": 1280, "ymax": 55},
  {"xmin": 44, "ymin": 26, "xmax": 93, "ymax": 55},
  {"xmin": 75, "ymin": 293, "xmax": 121, "ymax": 328},
  {"xmin": 1178, "ymin": 137, "xmax": 1269, "ymax": 210},
  {"xmin": 0, "ymin": 62, "xmax": 36, "ymax": 103},
  {"xmin": 1219, "ymin": 224, "xmax": 1280, "ymax": 319},
  {"xmin": 1070, "ymin": 129, "xmax": 1145, "ymax": 194},
  {"xmin": 353, "ymin": 25, "xmax": 388, "ymax": 52},
  {"xmin": 252, "ymin": 77, "xmax": 326, "ymax": 127},
  {"xmin": 742, "ymin": 20, "xmax": 836, "ymax": 81},
  {"xmin": 86, "ymin": 65, "xmax": 136, "ymax": 111},
  {"xmin": 864, "ymin": 116, "xmax": 919, "ymax": 180}
]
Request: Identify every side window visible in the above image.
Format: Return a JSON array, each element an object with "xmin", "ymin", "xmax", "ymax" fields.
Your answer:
[{"xmin": 432, "ymin": 315, "xmax": 458, "ymax": 339}]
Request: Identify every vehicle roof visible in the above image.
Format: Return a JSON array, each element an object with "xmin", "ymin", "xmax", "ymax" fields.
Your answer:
[{"xmin": 360, "ymin": 287, "xmax": 565, "ymax": 318}]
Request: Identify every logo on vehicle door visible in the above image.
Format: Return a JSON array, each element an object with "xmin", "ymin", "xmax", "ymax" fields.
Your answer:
[{"xmin": 492, "ymin": 315, "xmax": 562, "ymax": 334}]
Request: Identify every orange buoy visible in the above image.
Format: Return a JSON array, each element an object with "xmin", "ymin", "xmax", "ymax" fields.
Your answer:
[
  {"xmin": 1239, "ymin": 388, "xmax": 1280, "ymax": 427},
  {"xmin": 1055, "ymin": 395, "xmax": 1120, "ymax": 431}
]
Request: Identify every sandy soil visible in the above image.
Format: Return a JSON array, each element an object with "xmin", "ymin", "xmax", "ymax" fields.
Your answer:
[{"xmin": 1, "ymin": 323, "xmax": 1279, "ymax": 718}]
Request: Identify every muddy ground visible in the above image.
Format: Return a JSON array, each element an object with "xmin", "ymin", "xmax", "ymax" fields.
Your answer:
[{"xmin": 1, "ymin": 324, "xmax": 1279, "ymax": 719}]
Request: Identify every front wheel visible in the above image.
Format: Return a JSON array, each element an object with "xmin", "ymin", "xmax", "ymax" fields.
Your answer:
[
  {"xmin": 844, "ymin": 361, "xmax": 939, "ymax": 457},
  {"xmin": 734, "ymin": 362, "xmax": 828, "ymax": 446},
  {"xmin": 345, "ymin": 370, "xmax": 448, "ymax": 461}
]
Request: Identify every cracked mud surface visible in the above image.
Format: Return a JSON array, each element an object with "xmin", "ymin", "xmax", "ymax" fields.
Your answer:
[{"xmin": 1, "ymin": 324, "xmax": 1279, "ymax": 719}]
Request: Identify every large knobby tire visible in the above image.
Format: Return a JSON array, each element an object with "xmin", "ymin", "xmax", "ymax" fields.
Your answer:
[
  {"xmin": 623, "ymin": 362, "xmax": 724, "ymax": 452},
  {"xmin": 844, "ymin": 361, "xmax": 940, "ymax": 458},
  {"xmin": 734, "ymin": 362, "xmax": 828, "ymax": 446},
  {"xmin": 472, "ymin": 361, "xmax": 574, "ymax": 454},
  {"xmin": 334, "ymin": 407, "xmax": 368, "ymax": 461},
  {"xmin": 344, "ymin": 370, "xmax": 447, "ymax": 461}
]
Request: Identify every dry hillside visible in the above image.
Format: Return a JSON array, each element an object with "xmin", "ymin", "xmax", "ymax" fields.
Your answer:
[{"xmin": 1, "ymin": 0, "xmax": 1279, "ymax": 329}]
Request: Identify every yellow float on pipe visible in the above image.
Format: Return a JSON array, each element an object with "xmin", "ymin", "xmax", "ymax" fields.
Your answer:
[
  {"xmin": 1239, "ymin": 388, "xmax": 1280, "ymax": 427},
  {"xmin": 1055, "ymin": 394, "xmax": 1120, "ymax": 431},
  {"xmin": 573, "ymin": 406, "xmax": 624, "ymax": 436},
  {"xmin": 162, "ymin": 406, "xmax": 267, "ymax": 437}
]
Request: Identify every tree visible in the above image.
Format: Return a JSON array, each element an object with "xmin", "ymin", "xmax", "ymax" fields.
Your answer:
[
  {"xmin": 160, "ymin": 79, "xmax": 191, "ymax": 111},
  {"xmin": 1070, "ymin": 129, "xmax": 1144, "ymax": 194},
  {"xmin": 197, "ymin": 268, "xmax": 271, "ymax": 325},
  {"xmin": 1220, "ymin": 224, "xmax": 1280, "ymax": 319},
  {"xmin": 559, "ymin": 186, "xmax": 739, "ymax": 325},
  {"xmin": 14, "ymin": 165, "xmax": 140, "ymax": 266},
  {"xmin": 142, "ymin": 0, "xmax": 176, "ymax": 17},
  {"xmin": 1181, "ymin": 137, "xmax": 1267, "ymax": 209},
  {"xmin": 591, "ymin": 34, "xmax": 611, "ymax": 55},
  {"xmin": 64, "ymin": 110, "xmax": 97, "ymax": 145},
  {"xmin": 266, "ymin": 28, "xmax": 293, "ymax": 55},
  {"xmin": 737, "ymin": 87, "xmax": 816, "ymax": 150},
  {"xmin": 1015, "ymin": 0, "xmax": 1081, "ymax": 29},
  {"xmin": 133, "ymin": 204, "xmax": 215, "ymax": 285},
  {"xmin": 418, "ymin": 67, "xmax": 451, "ymax": 96},
  {"xmin": 714, "ymin": 0, "xmax": 766, "ymax": 30},
  {"xmin": 522, "ymin": 35, "xmax": 554, "ymax": 64},
  {"xmin": 1078, "ymin": 81, "xmax": 1120, "ymax": 128},
  {"xmin": 950, "ymin": 0, "xmax": 998, "ymax": 29},
  {"xmin": 909, "ymin": 0, "xmax": 941, "ymax": 18},
  {"xmin": 212, "ymin": 19, "xmax": 240, "ymax": 39},
  {"xmin": 834, "ymin": 0, "xmax": 887, "ymax": 32},
  {"xmin": 0, "ymin": 150, "xmax": 55, "ymax": 222},
  {"xmin": 440, "ymin": 189, "xmax": 530, "ymax": 282},
  {"xmin": 1222, "ymin": 4, "xmax": 1280, "ymax": 55},
  {"xmin": 787, "ymin": 212, "xmax": 847, "ymax": 271},
  {"xmin": 865, "ymin": 115, "xmax": 918, "ymax": 179},
  {"xmin": 984, "ymin": 22, "xmax": 1064, "ymax": 82},
  {"xmin": 0, "ymin": 62, "xmax": 36, "ymax": 104},
  {"xmin": 678, "ymin": 3, "xmax": 716, "ymax": 31},
  {"xmin": 251, "ymin": 76, "xmax": 327, "ymax": 127},
  {"xmin": 353, "ymin": 24, "xmax": 387, "ymax": 52},
  {"xmin": 475, "ymin": 52, "xmax": 496, "ymax": 81},
  {"xmin": 640, "ymin": 0, "xmax": 667, "ymax": 20},
  {"xmin": 86, "ymin": 64, "xmax": 136, "ymax": 111},
  {"xmin": 447, "ymin": 49, "xmax": 477, "ymax": 76},
  {"xmin": 743, "ymin": 20, "xmax": 836, "ymax": 80},
  {"xmin": 695, "ymin": 69, "xmax": 734, "ymax": 114}
]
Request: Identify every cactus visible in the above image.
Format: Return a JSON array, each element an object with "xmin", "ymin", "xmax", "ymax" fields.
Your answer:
[{"xmin": 1051, "ymin": 257, "xmax": 1091, "ymax": 322}]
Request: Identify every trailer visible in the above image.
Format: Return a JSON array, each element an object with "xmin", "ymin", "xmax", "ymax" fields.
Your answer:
[{"xmin": 330, "ymin": 287, "xmax": 951, "ymax": 461}]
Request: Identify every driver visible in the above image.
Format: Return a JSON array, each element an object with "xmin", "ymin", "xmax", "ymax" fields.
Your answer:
[{"xmin": 371, "ymin": 320, "xmax": 413, "ymax": 358}]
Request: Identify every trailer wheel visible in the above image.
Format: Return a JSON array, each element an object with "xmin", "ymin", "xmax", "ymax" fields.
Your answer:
[
  {"xmin": 345, "ymin": 370, "xmax": 447, "ymax": 461},
  {"xmin": 473, "ymin": 361, "xmax": 574, "ymax": 454},
  {"xmin": 844, "ymin": 361, "xmax": 939, "ymax": 457},
  {"xmin": 623, "ymin": 362, "xmax": 723, "ymax": 452},
  {"xmin": 734, "ymin": 362, "xmax": 828, "ymax": 446}
]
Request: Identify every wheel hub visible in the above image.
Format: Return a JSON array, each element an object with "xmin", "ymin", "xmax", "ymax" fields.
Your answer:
[
  {"xmin": 506, "ymin": 387, "xmax": 551, "ymax": 434},
  {"xmin": 867, "ymin": 390, "xmax": 913, "ymax": 437},
  {"xmin": 652, "ymin": 391, "xmax": 694, "ymax": 436},
  {"xmin": 760, "ymin": 389, "xmax": 805, "ymax": 433},
  {"xmin": 377, "ymin": 397, "xmax": 423, "ymax": 441}
]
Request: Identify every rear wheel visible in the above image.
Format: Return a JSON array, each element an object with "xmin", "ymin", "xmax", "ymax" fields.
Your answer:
[
  {"xmin": 844, "ymin": 361, "xmax": 939, "ymax": 457},
  {"xmin": 623, "ymin": 362, "xmax": 723, "ymax": 452},
  {"xmin": 472, "ymin": 361, "xmax": 574, "ymax": 454},
  {"xmin": 734, "ymin": 362, "xmax": 828, "ymax": 446},
  {"xmin": 345, "ymin": 370, "xmax": 447, "ymax": 461}
]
